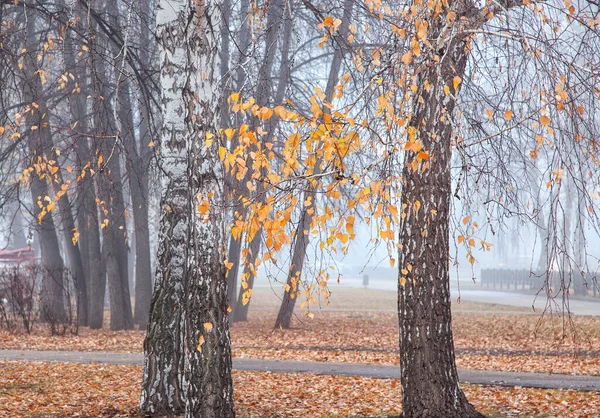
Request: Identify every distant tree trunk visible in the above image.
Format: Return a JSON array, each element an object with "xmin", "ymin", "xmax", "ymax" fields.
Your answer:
[
  {"xmin": 233, "ymin": 0, "xmax": 294, "ymax": 322},
  {"xmin": 225, "ymin": 227, "xmax": 243, "ymax": 314},
  {"xmin": 535, "ymin": 186, "xmax": 550, "ymax": 274},
  {"xmin": 23, "ymin": 7, "xmax": 66, "ymax": 323},
  {"xmin": 133, "ymin": 0, "xmax": 158, "ymax": 328},
  {"xmin": 232, "ymin": 0, "xmax": 287, "ymax": 321},
  {"xmin": 274, "ymin": 210, "xmax": 310, "ymax": 328},
  {"xmin": 274, "ymin": 0, "xmax": 352, "ymax": 328},
  {"xmin": 106, "ymin": 0, "xmax": 153, "ymax": 329},
  {"xmin": 75, "ymin": 139, "xmax": 105, "ymax": 329},
  {"xmin": 219, "ymin": 0, "xmax": 243, "ymax": 318},
  {"xmin": 75, "ymin": 142, "xmax": 105, "ymax": 329},
  {"xmin": 9, "ymin": 206, "xmax": 27, "ymax": 248},
  {"xmin": 88, "ymin": 0, "xmax": 133, "ymax": 330},
  {"xmin": 232, "ymin": 4, "xmax": 294, "ymax": 320},
  {"xmin": 396, "ymin": 21, "xmax": 484, "ymax": 418},
  {"xmin": 223, "ymin": 0, "xmax": 251, "ymax": 318},
  {"xmin": 100, "ymin": 149, "xmax": 133, "ymax": 331},
  {"xmin": 119, "ymin": 83, "xmax": 152, "ymax": 328},
  {"xmin": 141, "ymin": 1, "xmax": 234, "ymax": 416},
  {"xmin": 52, "ymin": 165, "xmax": 89, "ymax": 326},
  {"xmin": 62, "ymin": 0, "xmax": 103, "ymax": 328}
]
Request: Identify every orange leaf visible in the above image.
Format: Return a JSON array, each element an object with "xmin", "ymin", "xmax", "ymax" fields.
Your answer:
[
  {"xmin": 453, "ymin": 76, "xmax": 461, "ymax": 91},
  {"xmin": 540, "ymin": 115, "xmax": 551, "ymax": 127}
]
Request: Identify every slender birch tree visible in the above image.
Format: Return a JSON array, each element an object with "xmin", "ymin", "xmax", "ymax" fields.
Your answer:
[{"xmin": 141, "ymin": 0, "xmax": 234, "ymax": 416}]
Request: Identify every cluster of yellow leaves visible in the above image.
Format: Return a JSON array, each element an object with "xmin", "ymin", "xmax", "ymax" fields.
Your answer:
[
  {"xmin": 456, "ymin": 216, "xmax": 493, "ymax": 265},
  {"xmin": 20, "ymin": 155, "xmax": 59, "ymax": 184},
  {"xmin": 220, "ymin": 87, "xmax": 408, "ymax": 310},
  {"xmin": 35, "ymin": 195, "xmax": 56, "ymax": 224}
]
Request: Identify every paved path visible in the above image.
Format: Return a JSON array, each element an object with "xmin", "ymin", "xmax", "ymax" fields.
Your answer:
[{"xmin": 1, "ymin": 349, "xmax": 599, "ymax": 391}]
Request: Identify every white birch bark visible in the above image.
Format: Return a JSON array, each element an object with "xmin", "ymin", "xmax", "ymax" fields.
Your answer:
[{"xmin": 141, "ymin": 0, "xmax": 234, "ymax": 416}]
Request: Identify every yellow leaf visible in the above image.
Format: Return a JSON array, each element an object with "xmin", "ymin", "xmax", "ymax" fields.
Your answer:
[
  {"xmin": 401, "ymin": 51, "xmax": 412, "ymax": 65},
  {"xmin": 224, "ymin": 128, "xmax": 235, "ymax": 140},
  {"xmin": 242, "ymin": 289, "xmax": 253, "ymax": 306},
  {"xmin": 258, "ymin": 107, "xmax": 273, "ymax": 120},
  {"xmin": 443, "ymin": 85, "xmax": 450, "ymax": 95},
  {"xmin": 468, "ymin": 238, "xmax": 475, "ymax": 247},
  {"xmin": 458, "ymin": 235, "xmax": 464, "ymax": 244},
  {"xmin": 229, "ymin": 92, "xmax": 240, "ymax": 103},
  {"xmin": 504, "ymin": 110, "xmax": 513, "ymax": 121},
  {"xmin": 462, "ymin": 216, "xmax": 470, "ymax": 225},
  {"xmin": 197, "ymin": 335, "xmax": 205, "ymax": 352},
  {"xmin": 274, "ymin": 106, "xmax": 287, "ymax": 120},
  {"xmin": 540, "ymin": 115, "xmax": 551, "ymax": 127},
  {"xmin": 416, "ymin": 20, "xmax": 428, "ymax": 40},
  {"xmin": 453, "ymin": 76, "xmax": 461, "ymax": 91},
  {"xmin": 203, "ymin": 322, "xmax": 213, "ymax": 332},
  {"xmin": 485, "ymin": 109, "xmax": 493, "ymax": 120},
  {"xmin": 411, "ymin": 37, "xmax": 421, "ymax": 56},
  {"xmin": 205, "ymin": 132, "xmax": 214, "ymax": 148},
  {"xmin": 219, "ymin": 146, "xmax": 227, "ymax": 161},
  {"xmin": 400, "ymin": 276, "xmax": 407, "ymax": 287},
  {"xmin": 197, "ymin": 199, "xmax": 210, "ymax": 216}
]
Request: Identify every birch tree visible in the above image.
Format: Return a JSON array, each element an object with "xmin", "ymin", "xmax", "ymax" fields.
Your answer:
[{"xmin": 140, "ymin": 0, "xmax": 234, "ymax": 416}]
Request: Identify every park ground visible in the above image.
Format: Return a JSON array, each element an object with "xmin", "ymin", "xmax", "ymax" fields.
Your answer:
[{"xmin": 1, "ymin": 286, "xmax": 600, "ymax": 417}]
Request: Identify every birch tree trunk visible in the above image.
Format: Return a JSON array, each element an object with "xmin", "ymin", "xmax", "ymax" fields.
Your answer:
[
  {"xmin": 397, "ymin": 12, "xmax": 484, "ymax": 417},
  {"xmin": 141, "ymin": 1, "xmax": 234, "ymax": 416}
]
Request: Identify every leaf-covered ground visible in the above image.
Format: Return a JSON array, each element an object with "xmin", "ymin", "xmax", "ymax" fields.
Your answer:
[
  {"xmin": 1, "ymin": 288, "xmax": 599, "ymax": 416},
  {"xmin": 1, "ymin": 361, "xmax": 600, "ymax": 417},
  {"xmin": 1, "ymin": 287, "xmax": 599, "ymax": 376}
]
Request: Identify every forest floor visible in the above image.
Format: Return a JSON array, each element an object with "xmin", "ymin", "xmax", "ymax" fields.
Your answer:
[{"xmin": 1, "ymin": 287, "xmax": 599, "ymax": 417}]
